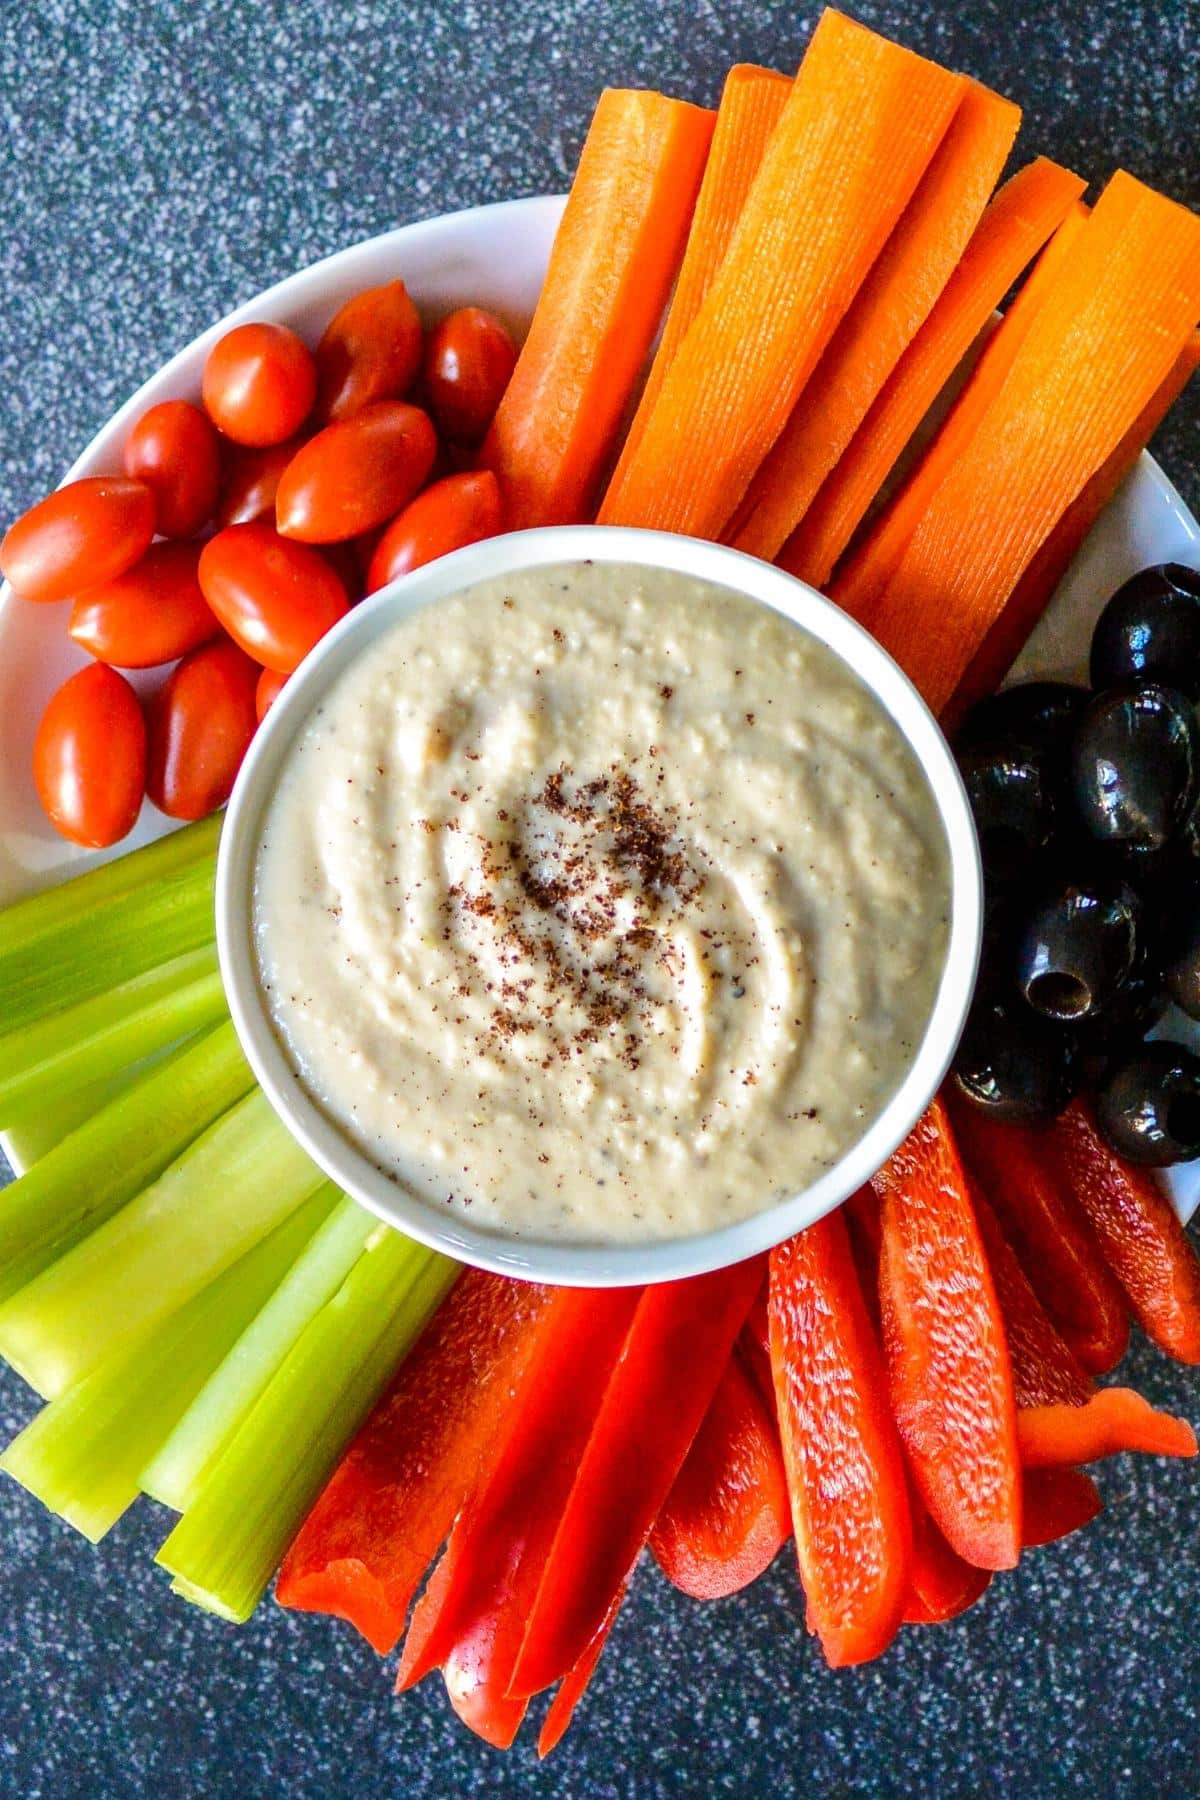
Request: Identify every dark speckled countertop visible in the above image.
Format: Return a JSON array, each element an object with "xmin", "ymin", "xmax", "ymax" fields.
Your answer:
[{"xmin": 3, "ymin": 3, "xmax": 1200, "ymax": 1794}]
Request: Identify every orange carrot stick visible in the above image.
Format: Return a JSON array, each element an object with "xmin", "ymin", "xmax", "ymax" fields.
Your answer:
[
  {"xmin": 946, "ymin": 328, "xmax": 1200, "ymax": 724},
  {"xmin": 833, "ymin": 199, "xmax": 1091, "ymax": 619},
  {"xmin": 608, "ymin": 64, "xmax": 791, "ymax": 495},
  {"xmin": 598, "ymin": 11, "xmax": 965, "ymax": 538},
  {"xmin": 861, "ymin": 171, "xmax": 1200, "ymax": 714},
  {"xmin": 727, "ymin": 79, "xmax": 1019, "ymax": 562},
  {"xmin": 481, "ymin": 87, "xmax": 713, "ymax": 530},
  {"xmin": 779, "ymin": 158, "xmax": 1085, "ymax": 592}
]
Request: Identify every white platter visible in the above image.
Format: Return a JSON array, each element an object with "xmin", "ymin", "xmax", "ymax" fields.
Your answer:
[{"xmin": 1, "ymin": 193, "xmax": 1197, "ymax": 1224}]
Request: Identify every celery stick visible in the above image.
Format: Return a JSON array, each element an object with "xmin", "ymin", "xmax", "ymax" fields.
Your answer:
[
  {"xmin": 1, "ymin": 1035, "xmax": 206, "ymax": 1169},
  {"xmin": 0, "ymin": 1022, "xmax": 254, "ymax": 1311},
  {"xmin": 143, "ymin": 1190, "xmax": 378, "ymax": 1511},
  {"xmin": 0, "ymin": 843, "xmax": 218, "ymax": 1036},
  {"xmin": 0, "ymin": 1087, "xmax": 327, "ymax": 1399},
  {"xmin": 0, "ymin": 946, "xmax": 226, "ymax": 1126},
  {"xmin": 157, "ymin": 1234, "xmax": 458, "ymax": 1623},
  {"xmin": 0, "ymin": 1186, "xmax": 336, "ymax": 1542},
  {"xmin": 0, "ymin": 814, "xmax": 220, "ymax": 961}
]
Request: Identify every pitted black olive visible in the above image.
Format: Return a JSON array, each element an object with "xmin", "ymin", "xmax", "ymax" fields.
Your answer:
[{"xmin": 1090, "ymin": 563, "xmax": 1200, "ymax": 699}]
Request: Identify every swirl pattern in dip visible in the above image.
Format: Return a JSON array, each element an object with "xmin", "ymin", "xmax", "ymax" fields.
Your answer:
[{"xmin": 253, "ymin": 560, "xmax": 950, "ymax": 1242}]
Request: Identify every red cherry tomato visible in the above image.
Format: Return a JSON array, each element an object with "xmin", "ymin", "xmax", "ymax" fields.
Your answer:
[
  {"xmin": 422, "ymin": 307, "xmax": 517, "ymax": 445},
  {"xmin": 201, "ymin": 322, "xmax": 317, "ymax": 447},
  {"xmin": 274, "ymin": 402, "xmax": 437, "ymax": 543},
  {"xmin": 123, "ymin": 400, "xmax": 222, "ymax": 538},
  {"xmin": 198, "ymin": 522, "xmax": 349, "ymax": 673},
  {"xmin": 366, "ymin": 471, "xmax": 503, "ymax": 592},
  {"xmin": 215, "ymin": 436, "xmax": 306, "ymax": 529},
  {"xmin": 68, "ymin": 542, "xmax": 220, "ymax": 668},
  {"xmin": 1, "ymin": 478, "xmax": 155, "ymax": 604},
  {"xmin": 255, "ymin": 665, "xmax": 289, "ymax": 722},
  {"xmin": 33, "ymin": 664, "xmax": 146, "ymax": 847},
  {"xmin": 315, "ymin": 280, "xmax": 423, "ymax": 423},
  {"xmin": 146, "ymin": 638, "xmax": 259, "ymax": 820}
]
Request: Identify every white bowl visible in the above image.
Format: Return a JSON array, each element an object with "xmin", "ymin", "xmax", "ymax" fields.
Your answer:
[{"xmin": 216, "ymin": 524, "xmax": 983, "ymax": 1286}]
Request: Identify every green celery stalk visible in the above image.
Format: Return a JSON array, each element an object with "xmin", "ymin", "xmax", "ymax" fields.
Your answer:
[
  {"xmin": 0, "ymin": 946, "xmax": 226, "ymax": 1126},
  {"xmin": 0, "ymin": 1186, "xmax": 336, "ymax": 1543},
  {"xmin": 0, "ymin": 1086, "xmax": 329, "ymax": 1399},
  {"xmin": 143, "ymin": 1190, "xmax": 377, "ymax": 1511},
  {"xmin": 0, "ymin": 826, "xmax": 219, "ymax": 1036},
  {"xmin": 1, "ymin": 1036, "xmax": 208, "ymax": 1169},
  {"xmin": 157, "ymin": 1233, "xmax": 458, "ymax": 1623},
  {"xmin": 0, "ymin": 1021, "xmax": 254, "ymax": 1313},
  {"xmin": 0, "ymin": 814, "xmax": 220, "ymax": 960}
]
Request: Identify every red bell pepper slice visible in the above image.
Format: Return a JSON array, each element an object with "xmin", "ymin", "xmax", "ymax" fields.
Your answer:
[
  {"xmin": 510, "ymin": 1258, "xmax": 763, "ymax": 1696},
  {"xmin": 1021, "ymin": 1467, "xmax": 1103, "ymax": 1546},
  {"xmin": 951, "ymin": 1101, "xmax": 1129, "ymax": 1373},
  {"xmin": 537, "ymin": 1584, "xmax": 626, "ymax": 1759},
  {"xmin": 275, "ymin": 1269, "xmax": 552, "ymax": 1652},
  {"xmin": 649, "ymin": 1345, "xmax": 790, "ymax": 1600},
  {"xmin": 970, "ymin": 1181, "xmax": 1093, "ymax": 1409},
  {"xmin": 394, "ymin": 1286, "xmax": 639, "ymax": 1748},
  {"xmin": 872, "ymin": 1098, "xmax": 1023, "ymax": 1571},
  {"xmin": 768, "ymin": 1212, "xmax": 913, "ymax": 1666},
  {"xmin": 1017, "ymin": 1388, "xmax": 1198, "ymax": 1466},
  {"xmin": 903, "ymin": 1493, "xmax": 992, "ymax": 1624},
  {"xmin": 1046, "ymin": 1101, "xmax": 1200, "ymax": 1364}
]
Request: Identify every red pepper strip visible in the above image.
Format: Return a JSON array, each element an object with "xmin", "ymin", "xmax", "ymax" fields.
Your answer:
[
  {"xmin": 537, "ymin": 1583, "xmax": 627, "ymax": 1760},
  {"xmin": 394, "ymin": 1286, "xmax": 640, "ymax": 1746},
  {"xmin": 649, "ymin": 1346, "xmax": 790, "ymax": 1600},
  {"xmin": 1018, "ymin": 1389, "xmax": 1198, "ymax": 1467},
  {"xmin": 872, "ymin": 1098, "xmax": 1023, "ymax": 1571},
  {"xmin": 950, "ymin": 1100, "xmax": 1129, "ymax": 1373},
  {"xmin": 903, "ymin": 1494, "xmax": 992, "ymax": 1624},
  {"xmin": 1021, "ymin": 1467, "xmax": 1103, "ymax": 1546},
  {"xmin": 1046, "ymin": 1101, "xmax": 1200, "ymax": 1364},
  {"xmin": 769, "ymin": 1214, "xmax": 913, "ymax": 1666},
  {"xmin": 738, "ymin": 1310, "xmax": 774, "ymax": 1409},
  {"xmin": 510, "ymin": 1259, "xmax": 763, "ymax": 1696},
  {"xmin": 970, "ymin": 1182, "xmax": 1094, "ymax": 1409},
  {"xmin": 275, "ymin": 1269, "xmax": 552, "ymax": 1652}
]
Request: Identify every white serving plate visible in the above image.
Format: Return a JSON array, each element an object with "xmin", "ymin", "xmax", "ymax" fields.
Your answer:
[{"xmin": 1, "ymin": 193, "xmax": 1197, "ymax": 1223}]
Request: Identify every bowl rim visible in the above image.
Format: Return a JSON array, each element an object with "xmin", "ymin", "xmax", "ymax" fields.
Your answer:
[{"xmin": 217, "ymin": 523, "xmax": 983, "ymax": 1286}]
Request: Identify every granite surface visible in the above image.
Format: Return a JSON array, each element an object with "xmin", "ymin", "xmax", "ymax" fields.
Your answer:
[{"xmin": 3, "ymin": 1, "xmax": 1200, "ymax": 1794}]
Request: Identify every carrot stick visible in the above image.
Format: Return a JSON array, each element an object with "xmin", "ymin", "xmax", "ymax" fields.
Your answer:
[
  {"xmin": 727, "ymin": 80, "xmax": 1019, "ymax": 562},
  {"xmin": 481, "ymin": 87, "xmax": 714, "ymax": 529},
  {"xmin": 598, "ymin": 11, "xmax": 965, "ymax": 538},
  {"xmin": 946, "ymin": 328, "xmax": 1200, "ymax": 724},
  {"xmin": 780, "ymin": 158, "xmax": 1085, "ymax": 592},
  {"xmin": 833, "ymin": 199, "xmax": 1091, "ymax": 618},
  {"xmin": 608, "ymin": 64, "xmax": 791, "ymax": 495},
  {"xmin": 861, "ymin": 171, "xmax": 1200, "ymax": 715}
]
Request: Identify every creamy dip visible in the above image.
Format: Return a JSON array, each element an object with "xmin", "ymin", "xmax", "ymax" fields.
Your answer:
[{"xmin": 254, "ymin": 560, "xmax": 950, "ymax": 1243}]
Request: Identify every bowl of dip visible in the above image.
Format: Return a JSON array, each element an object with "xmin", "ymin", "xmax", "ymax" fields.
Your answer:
[{"xmin": 217, "ymin": 525, "xmax": 982, "ymax": 1284}]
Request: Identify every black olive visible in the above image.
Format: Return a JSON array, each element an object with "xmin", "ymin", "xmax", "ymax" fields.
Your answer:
[
  {"xmin": 1015, "ymin": 874, "xmax": 1141, "ymax": 1023},
  {"xmin": 1090, "ymin": 563, "xmax": 1200, "ymax": 700},
  {"xmin": 956, "ymin": 681, "xmax": 1090, "ymax": 760},
  {"xmin": 1095, "ymin": 1040, "xmax": 1200, "ymax": 1165},
  {"xmin": 951, "ymin": 992, "xmax": 1079, "ymax": 1122},
  {"xmin": 1069, "ymin": 683, "xmax": 1200, "ymax": 853},
  {"xmin": 1163, "ymin": 880, "xmax": 1200, "ymax": 1021},
  {"xmin": 957, "ymin": 740, "xmax": 1057, "ymax": 883},
  {"xmin": 1075, "ymin": 954, "xmax": 1168, "ymax": 1070}
]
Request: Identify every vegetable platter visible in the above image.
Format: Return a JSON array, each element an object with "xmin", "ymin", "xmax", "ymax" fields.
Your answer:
[{"xmin": 3, "ymin": 8, "xmax": 1200, "ymax": 1759}]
